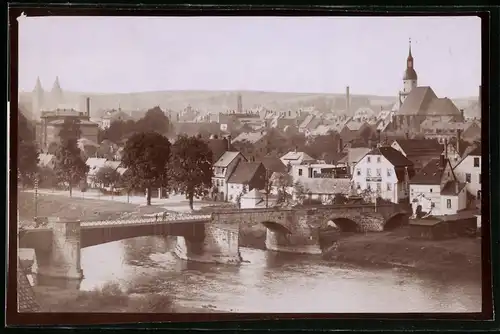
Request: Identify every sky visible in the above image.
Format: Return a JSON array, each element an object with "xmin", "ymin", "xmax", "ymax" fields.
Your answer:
[{"xmin": 18, "ymin": 15, "xmax": 481, "ymax": 98}]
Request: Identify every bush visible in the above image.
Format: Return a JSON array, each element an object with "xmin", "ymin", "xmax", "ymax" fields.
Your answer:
[{"xmin": 129, "ymin": 293, "xmax": 175, "ymax": 313}]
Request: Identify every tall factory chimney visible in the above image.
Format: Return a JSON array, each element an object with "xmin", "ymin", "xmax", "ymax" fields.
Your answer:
[
  {"xmin": 86, "ymin": 97, "xmax": 91, "ymax": 118},
  {"xmin": 345, "ymin": 86, "xmax": 350, "ymax": 114},
  {"xmin": 237, "ymin": 93, "xmax": 243, "ymax": 114}
]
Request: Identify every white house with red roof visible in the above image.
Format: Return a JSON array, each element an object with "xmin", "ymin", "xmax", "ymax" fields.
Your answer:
[
  {"xmin": 409, "ymin": 155, "xmax": 467, "ymax": 217},
  {"xmin": 351, "ymin": 145, "xmax": 415, "ymax": 203}
]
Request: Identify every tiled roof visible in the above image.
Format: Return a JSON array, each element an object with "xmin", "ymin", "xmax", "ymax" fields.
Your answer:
[
  {"xmin": 398, "ymin": 86, "xmax": 438, "ymax": 116},
  {"xmin": 208, "ymin": 138, "xmax": 231, "ymax": 162},
  {"xmin": 345, "ymin": 120, "xmax": 367, "ymax": 131},
  {"xmin": 420, "ymin": 120, "xmax": 469, "ymax": 131},
  {"xmin": 17, "ymin": 258, "xmax": 41, "ymax": 313},
  {"xmin": 231, "ymin": 131, "xmax": 266, "ymax": 144},
  {"xmin": 367, "ymin": 146, "xmax": 414, "ymax": 167},
  {"xmin": 260, "ymin": 156, "xmax": 287, "ymax": 173},
  {"xmin": 214, "ymin": 151, "xmax": 242, "ymax": 167},
  {"xmin": 468, "ymin": 145, "xmax": 481, "ymax": 156},
  {"xmin": 441, "ymin": 181, "xmax": 467, "ymax": 196},
  {"xmin": 348, "ymin": 147, "xmax": 371, "ymax": 165},
  {"xmin": 299, "ymin": 114, "xmax": 314, "ymax": 128},
  {"xmin": 394, "ymin": 139, "xmax": 443, "ymax": 156},
  {"xmin": 409, "ymin": 158, "xmax": 445, "ymax": 185},
  {"xmin": 281, "ymin": 151, "xmax": 315, "ymax": 163},
  {"xmin": 228, "ymin": 162, "xmax": 263, "ymax": 184},
  {"xmin": 426, "ymin": 97, "xmax": 462, "ymax": 116}
]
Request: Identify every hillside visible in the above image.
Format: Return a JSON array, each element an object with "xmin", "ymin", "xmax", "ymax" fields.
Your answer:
[{"xmin": 18, "ymin": 90, "xmax": 398, "ymax": 116}]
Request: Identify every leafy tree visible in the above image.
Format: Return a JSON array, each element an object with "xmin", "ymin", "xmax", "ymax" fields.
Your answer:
[
  {"xmin": 94, "ymin": 166, "xmax": 121, "ymax": 189},
  {"xmin": 58, "ymin": 118, "xmax": 82, "ymax": 142},
  {"xmin": 47, "ymin": 142, "xmax": 58, "ymax": 155},
  {"xmin": 54, "ymin": 138, "xmax": 89, "ymax": 197},
  {"xmin": 17, "ymin": 112, "xmax": 39, "ymax": 187},
  {"xmin": 293, "ymin": 181, "xmax": 308, "ymax": 204},
  {"xmin": 121, "ymin": 132, "xmax": 172, "ymax": 206},
  {"xmin": 38, "ymin": 166, "xmax": 58, "ymax": 189},
  {"xmin": 169, "ymin": 135, "xmax": 213, "ymax": 210},
  {"xmin": 135, "ymin": 106, "xmax": 172, "ymax": 135},
  {"xmin": 305, "ymin": 130, "xmax": 342, "ymax": 159},
  {"xmin": 275, "ymin": 172, "xmax": 293, "ymax": 205}
]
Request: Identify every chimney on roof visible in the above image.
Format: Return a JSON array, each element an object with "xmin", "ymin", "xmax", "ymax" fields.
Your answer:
[
  {"xmin": 346, "ymin": 86, "xmax": 350, "ymax": 114},
  {"xmin": 227, "ymin": 135, "xmax": 231, "ymax": 151},
  {"xmin": 460, "ymin": 109, "xmax": 465, "ymax": 121},
  {"xmin": 444, "ymin": 138, "xmax": 448, "ymax": 158},
  {"xmin": 457, "ymin": 129, "xmax": 462, "ymax": 155},
  {"xmin": 404, "ymin": 131, "xmax": 409, "ymax": 140}
]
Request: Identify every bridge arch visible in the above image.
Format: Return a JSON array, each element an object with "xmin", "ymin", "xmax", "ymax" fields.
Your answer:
[
  {"xmin": 325, "ymin": 217, "xmax": 359, "ymax": 233},
  {"xmin": 260, "ymin": 221, "xmax": 291, "ymax": 235},
  {"xmin": 383, "ymin": 212, "xmax": 408, "ymax": 231}
]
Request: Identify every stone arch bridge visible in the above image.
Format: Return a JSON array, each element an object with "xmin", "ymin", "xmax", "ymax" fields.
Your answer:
[{"xmin": 18, "ymin": 203, "xmax": 407, "ymax": 280}]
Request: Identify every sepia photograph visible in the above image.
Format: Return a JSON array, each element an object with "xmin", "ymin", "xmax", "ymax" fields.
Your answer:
[{"xmin": 13, "ymin": 13, "xmax": 484, "ymax": 317}]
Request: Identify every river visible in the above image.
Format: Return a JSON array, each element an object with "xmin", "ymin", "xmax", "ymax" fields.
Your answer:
[{"xmin": 30, "ymin": 236, "xmax": 481, "ymax": 313}]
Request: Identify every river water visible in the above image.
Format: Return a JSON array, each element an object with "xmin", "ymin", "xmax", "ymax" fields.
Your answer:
[{"xmin": 32, "ymin": 236, "xmax": 481, "ymax": 313}]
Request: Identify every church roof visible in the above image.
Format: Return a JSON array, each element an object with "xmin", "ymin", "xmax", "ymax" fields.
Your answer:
[
  {"xmin": 426, "ymin": 97, "xmax": 462, "ymax": 116},
  {"xmin": 398, "ymin": 86, "xmax": 438, "ymax": 116}
]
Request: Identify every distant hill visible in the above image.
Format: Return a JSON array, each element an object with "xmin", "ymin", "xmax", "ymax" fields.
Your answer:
[{"xmin": 18, "ymin": 90, "xmax": 398, "ymax": 117}]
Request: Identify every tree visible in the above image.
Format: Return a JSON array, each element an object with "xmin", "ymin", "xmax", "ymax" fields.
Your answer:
[
  {"xmin": 135, "ymin": 106, "xmax": 172, "ymax": 135},
  {"xmin": 293, "ymin": 181, "xmax": 308, "ymax": 204},
  {"xmin": 17, "ymin": 112, "xmax": 39, "ymax": 187},
  {"xmin": 94, "ymin": 166, "xmax": 121, "ymax": 189},
  {"xmin": 54, "ymin": 138, "xmax": 89, "ymax": 197},
  {"xmin": 274, "ymin": 172, "xmax": 293, "ymax": 205},
  {"xmin": 169, "ymin": 135, "xmax": 213, "ymax": 210},
  {"xmin": 59, "ymin": 118, "xmax": 82, "ymax": 142},
  {"xmin": 121, "ymin": 132, "xmax": 171, "ymax": 206},
  {"xmin": 38, "ymin": 166, "xmax": 58, "ymax": 189}
]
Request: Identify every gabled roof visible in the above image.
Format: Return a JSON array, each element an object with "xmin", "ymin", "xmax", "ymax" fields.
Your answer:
[
  {"xmin": 299, "ymin": 114, "xmax": 314, "ymax": 128},
  {"xmin": 441, "ymin": 181, "xmax": 467, "ymax": 196},
  {"xmin": 260, "ymin": 156, "xmax": 287, "ymax": 173},
  {"xmin": 468, "ymin": 145, "xmax": 481, "ymax": 156},
  {"xmin": 409, "ymin": 158, "xmax": 446, "ymax": 185},
  {"xmin": 232, "ymin": 131, "xmax": 266, "ymax": 144},
  {"xmin": 398, "ymin": 86, "xmax": 438, "ymax": 116},
  {"xmin": 366, "ymin": 146, "xmax": 414, "ymax": 167},
  {"xmin": 393, "ymin": 139, "xmax": 443, "ymax": 157},
  {"xmin": 227, "ymin": 162, "xmax": 263, "ymax": 184},
  {"xmin": 214, "ymin": 151, "xmax": 243, "ymax": 167},
  {"xmin": 348, "ymin": 147, "xmax": 371, "ymax": 165},
  {"xmin": 426, "ymin": 97, "xmax": 462, "ymax": 116},
  {"xmin": 281, "ymin": 151, "xmax": 315, "ymax": 163}
]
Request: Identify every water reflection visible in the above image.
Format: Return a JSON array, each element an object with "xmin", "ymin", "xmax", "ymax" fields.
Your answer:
[{"xmin": 33, "ymin": 236, "xmax": 481, "ymax": 313}]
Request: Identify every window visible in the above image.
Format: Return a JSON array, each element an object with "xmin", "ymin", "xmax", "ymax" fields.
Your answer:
[
  {"xmin": 356, "ymin": 169, "xmax": 361, "ymax": 176},
  {"xmin": 221, "ymin": 180, "xmax": 224, "ymax": 187},
  {"xmin": 367, "ymin": 168, "xmax": 371, "ymax": 176},
  {"xmin": 477, "ymin": 190, "xmax": 481, "ymax": 200},
  {"xmin": 377, "ymin": 156, "xmax": 381, "ymax": 163},
  {"xmin": 387, "ymin": 183, "xmax": 392, "ymax": 191},
  {"xmin": 430, "ymin": 188, "xmax": 433, "ymax": 193},
  {"xmin": 479, "ymin": 174, "xmax": 481, "ymax": 184},
  {"xmin": 465, "ymin": 173, "xmax": 471, "ymax": 183},
  {"xmin": 447, "ymin": 199, "xmax": 452, "ymax": 209},
  {"xmin": 357, "ymin": 182, "xmax": 361, "ymax": 189},
  {"xmin": 367, "ymin": 156, "xmax": 371, "ymax": 163},
  {"xmin": 376, "ymin": 168, "xmax": 381, "ymax": 177},
  {"xmin": 298, "ymin": 169, "xmax": 303, "ymax": 176},
  {"xmin": 367, "ymin": 183, "xmax": 372, "ymax": 191},
  {"xmin": 474, "ymin": 157, "xmax": 480, "ymax": 167},
  {"xmin": 387, "ymin": 169, "xmax": 392, "ymax": 177},
  {"xmin": 376, "ymin": 183, "xmax": 382, "ymax": 192}
]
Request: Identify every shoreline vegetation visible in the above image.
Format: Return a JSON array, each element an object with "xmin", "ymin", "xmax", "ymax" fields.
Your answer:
[{"xmin": 18, "ymin": 191, "xmax": 481, "ymax": 313}]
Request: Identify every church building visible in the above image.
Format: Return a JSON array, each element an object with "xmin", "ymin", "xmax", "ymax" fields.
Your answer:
[{"xmin": 393, "ymin": 39, "xmax": 465, "ymax": 133}]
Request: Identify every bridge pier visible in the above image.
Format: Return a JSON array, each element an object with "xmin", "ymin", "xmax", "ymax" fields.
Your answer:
[
  {"xmin": 174, "ymin": 223, "xmax": 242, "ymax": 265},
  {"xmin": 33, "ymin": 218, "xmax": 83, "ymax": 280},
  {"xmin": 265, "ymin": 221, "xmax": 322, "ymax": 255}
]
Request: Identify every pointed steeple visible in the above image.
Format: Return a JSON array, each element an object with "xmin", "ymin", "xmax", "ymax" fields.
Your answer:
[
  {"xmin": 33, "ymin": 76, "xmax": 44, "ymax": 93},
  {"xmin": 403, "ymin": 38, "xmax": 417, "ymax": 81},
  {"xmin": 51, "ymin": 76, "xmax": 62, "ymax": 93}
]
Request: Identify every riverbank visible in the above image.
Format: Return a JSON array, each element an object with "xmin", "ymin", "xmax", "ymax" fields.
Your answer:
[
  {"xmin": 31, "ymin": 283, "xmax": 216, "ymax": 313},
  {"xmin": 238, "ymin": 223, "xmax": 481, "ymax": 281}
]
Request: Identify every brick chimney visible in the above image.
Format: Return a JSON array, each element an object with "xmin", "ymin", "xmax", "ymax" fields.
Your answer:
[
  {"xmin": 86, "ymin": 97, "xmax": 91, "ymax": 117},
  {"xmin": 346, "ymin": 86, "xmax": 350, "ymax": 114},
  {"xmin": 457, "ymin": 129, "xmax": 462, "ymax": 156}
]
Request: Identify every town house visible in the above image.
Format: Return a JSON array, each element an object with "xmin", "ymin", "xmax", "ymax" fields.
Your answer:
[
  {"xmin": 351, "ymin": 146, "xmax": 415, "ymax": 204},
  {"xmin": 226, "ymin": 162, "xmax": 267, "ymax": 203},
  {"xmin": 280, "ymin": 150, "xmax": 316, "ymax": 170},
  {"xmin": 453, "ymin": 144, "xmax": 482, "ymax": 200},
  {"xmin": 212, "ymin": 151, "xmax": 246, "ymax": 201},
  {"xmin": 409, "ymin": 156, "xmax": 467, "ymax": 217},
  {"xmin": 390, "ymin": 138, "xmax": 443, "ymax": 173}
]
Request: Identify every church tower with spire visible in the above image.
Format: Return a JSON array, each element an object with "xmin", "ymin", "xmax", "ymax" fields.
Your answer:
[
  {"xmin": 32, "ymin": 77, "xmax": 44, "ymax": 120},
  {"xmin": 398, "ymin": 39, "xmax": 418, "ymax": 109}
]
